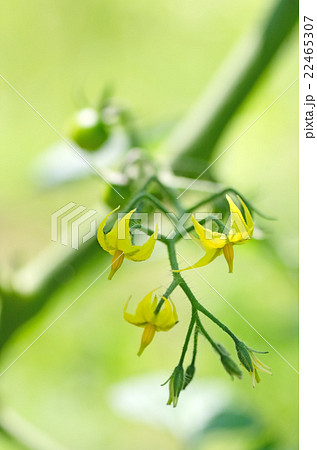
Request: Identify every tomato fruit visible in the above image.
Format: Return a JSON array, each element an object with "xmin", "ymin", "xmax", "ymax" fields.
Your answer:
[{"xmin": 68, "ymin": 108, "xmax": 110, "ymax": 151}]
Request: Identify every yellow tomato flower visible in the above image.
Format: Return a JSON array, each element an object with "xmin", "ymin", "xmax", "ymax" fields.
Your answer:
[
  {"xmin": 123, "ymin": 289, "xmax": 178, "ymax": 356},
  {"xmin": 97, "ymin": 207, "xmax": 158, "ymax": 280},
  {"xmin": 248, "ymin": 351, "xmax": 272, "ymax": 388},
  {"xmin": 176, "ymin": 194, "xmax": 254, "ymax": 273}
]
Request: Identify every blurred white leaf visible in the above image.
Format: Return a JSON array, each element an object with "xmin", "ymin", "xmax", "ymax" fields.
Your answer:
[
  {"xmin": 31, "ymin": 131, "xmax": 129, "ymax": 188},
  {"xmin": 107, "ymin": 373, "xmax": 232, "ymax": 440}
]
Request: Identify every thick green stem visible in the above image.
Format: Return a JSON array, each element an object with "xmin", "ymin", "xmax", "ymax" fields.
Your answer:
[
  {"xmin": 0, "ymin": 238, "xmax": 101, "ymax": 351},
  {"xmin": 168, "ymin": 0, "xmax": 298, "ymax": 178}
]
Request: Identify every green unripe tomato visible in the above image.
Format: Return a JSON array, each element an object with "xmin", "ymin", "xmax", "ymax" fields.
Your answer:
[{"xmin": 68, "ymin": 108, "xmax": 110, "ymax": 151}]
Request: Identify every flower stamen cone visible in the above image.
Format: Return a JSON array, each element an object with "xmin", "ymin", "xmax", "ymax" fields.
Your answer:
[
  {"xmin": 123, "ymin": 289, "xmax": 178, "ymax": 356},
  {"xmin": 108, "ymin": 250, "xmax": 125, "ymax": 280},
  {"xmin": 223, "ymin": 242, "xmax": 234, "ymax": 273},
  {"xmin": 249, "ymin": 351, "xmax": 272, "ymax": 388},
  {"xmin": 138, "ymin": 324, "xmax": 156, "ymax": 356},
  {"xmin": 236, "ymin": 342, "xmax": 272, "ymax": 388}
]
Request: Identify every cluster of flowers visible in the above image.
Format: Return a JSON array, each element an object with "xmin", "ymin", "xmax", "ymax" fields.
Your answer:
[{"xmin": 97, "ymin": 195, "xmax": 271, "ymax": 400}]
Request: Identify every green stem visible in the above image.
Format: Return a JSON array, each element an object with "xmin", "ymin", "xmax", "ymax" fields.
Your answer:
[
  {"xmin": 196, "ymin": 315, "xmax": 222, "ymax": 356},
  {"xmin": 167, "ymin": 240, "xmax": 181, "ymax": 271},
  {"xmin": 131, "ymin": 192, "xmax": 173, "ymax": 217},
  {"xmin": 164, "ymin": 240, "xmax": 240, "ymax": 345},
  {"xmin": 149, "ymin": 176, "xmax": 185, "ymax": 216},
  {"xmin": 189, "ymin": 187, "xmax": 275, "ymax": 220},
  {"xmin": 178, "ymin": 309, "xmax": 196, "ymax": 366},
  {"xmin": 163, "ymin": 278, "xmax": 179, "ymax": 298},
  {"xmin": 179, "ymin": 279, "xmax": 239, "ymax": 344},
  {"xmin": 187, "ymin": 188, "xmax": 232, "ymax": 212},
  {"xmin": 191, "ymin": 324, "xmax": 199, "ymax": 366},
  {"xmin": 154, "ymin": 278, "xmax": 179, "ymax": 314}
]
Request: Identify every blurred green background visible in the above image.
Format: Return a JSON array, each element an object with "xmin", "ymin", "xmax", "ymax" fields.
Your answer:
[{"xmin": 0, "ymin": 0, "xmax": 298, "ymax": 449}]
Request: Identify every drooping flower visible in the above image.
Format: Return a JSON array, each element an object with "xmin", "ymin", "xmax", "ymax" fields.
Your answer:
[
  {"xmin": 235, "ymin": 341, "xmax": 272, "ymax": 387},
  {"xmin": 166, "ymin": 365, "xmax": 184, "ymax": 407},
  {"xmin": 248, "ymin": 350, "xmax": 272, "ymax": 388},
  {"xmin": 97, "ymin": 207, "xmax": 158, "ymax": 280},
  {"xmin": 176, "ymin": 194, "xmax": 254, "ymax": 273},
  {"xmin": 123, "ymin": 289, "xmax": 178, "ymax": 356}
]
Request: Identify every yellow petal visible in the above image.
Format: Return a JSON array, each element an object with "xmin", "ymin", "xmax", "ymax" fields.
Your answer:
[
  {"xmin": 254, "ymin": 368, "xmax": 261, "ymax": 384},
  {"xmin": 125, "ymin": 225, "xmax": 158, "ymax": 262},
  {"xmin": 135, "ymin": 289, "xmax": 157, "ymax": 323},
  {"xmin": 226, "ymin": 194, "xmax": 255, "ymax": 244},
  {"xmin": 106, "ymin": 209, "xmax": 136, "ymax": 254},
  {"xmin": 251, "ymin": 354, "xmax": 272, "ymax": 375},
  {"xmin": 228, "ymin": 230, "xmax": 247, "ymax": 244},
  {"xmin": 226, "ymin": 195, "xmax": 251, "ymax": 242},
  {"xmin": 171, "ymin": 299, "xmax": 178, "ymax": 323},
  {"xmin": 174, "ymin": 248, "xmax": 221, "ymax": 272},
  {"xmin": 97, "ymin": 206, "xmax": 120, "ymax": 253},
  {"xmin": 192, "ymin": 216, "xmax": 227, "ymax": 249},
  {"xmin": 237, "ymin": 195, "xmax": 254, "ymax": 237},
  {"xmin": 155, "ymin": 298, "xmax": 178, "ymax": 331},
  {"xmin": 123, "ymin": 296, "xmax": 147, "ymax": 327}
]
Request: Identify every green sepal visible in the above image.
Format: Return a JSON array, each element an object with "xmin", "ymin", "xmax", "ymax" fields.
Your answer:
[
  {"xmin": 220, "ymin": 354, "xmax": 243, "ymax": 379},
  {"xmin": 166, "ymin": 366, "xmax": 184, "ymax": 408},
  {"xmin": 183, "ymin": 364, "xmax": 195, "ymax": 389},
  {"xmin": 235, "ymin": 341, "xmax": 253, "ymax": 372}
]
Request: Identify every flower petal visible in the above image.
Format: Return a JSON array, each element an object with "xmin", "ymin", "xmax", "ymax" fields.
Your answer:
[
  {"xmin": 155, "ymin": 298, "xmax": 178, "ymax": 331},
  {"xmin": 107, "ymin": 209, "xmax": 136, "ymax": 254},
  {"xmin": 228, "ymin": 230, "xmax": 248, "ymax": 244},
  {"xmin": 226, "ymin": 195, "xmax": 252, "ymax": 242},
  {"xmin": 237, "ymin": 195, "xmax": 254, "ymax": 237},
  {"xmin": 125, "ymin": 225, "xmax": 158, "ymax": 261},
  {"xmin": 123, "ymin": 296, "xmax": 147, "ymax": 327},
  {"xmin": 192, "ymin": 216, "xmax": 227, "ymax": 249},
  {"xmin": 135, "ymin": 288, "xmax": 158, "ymax": 323},
  {"xmin": 174, "ymin": 248, "xmax": 221, "ymax": 272},
  {"xmin": 97, "ymin": 206, "xmax": 120, "ymax": 253}
]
